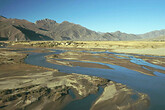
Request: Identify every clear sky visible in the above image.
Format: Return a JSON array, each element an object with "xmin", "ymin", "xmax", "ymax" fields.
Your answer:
[{"xmin": 0, "ymin": 0, "xmax": 165, "ymax": 34}]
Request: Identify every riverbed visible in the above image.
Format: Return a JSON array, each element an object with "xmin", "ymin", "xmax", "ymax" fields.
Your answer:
[{"xmin": 22, "ymin": 48, "xmax": 165, "ymax": 110}]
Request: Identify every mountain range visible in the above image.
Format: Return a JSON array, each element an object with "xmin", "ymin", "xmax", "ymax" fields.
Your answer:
[{"xmin": 0, "ymin": 16, "xmax": 165, "ymax": 41}]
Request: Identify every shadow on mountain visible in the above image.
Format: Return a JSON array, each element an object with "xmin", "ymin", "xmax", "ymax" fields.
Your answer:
[
  {"xmin": 61, "ymin": 36, "xmax": 71, "ymax": 40},
  {"xmin": 14, "ymin": 26, "xmax": 53, "ymax": 41},
  {"xmin": 0, "ymin": 37, "xmax": 8, "ymax": 41},
  {"xmin": 39, "ymin": 28, "xmax": 49, "ymax": 31}
]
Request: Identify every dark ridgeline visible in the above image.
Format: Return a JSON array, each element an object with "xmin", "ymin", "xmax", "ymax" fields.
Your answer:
[{"xmin": 0, "ymin": 16, "xmax": 164, "ymax": 41}]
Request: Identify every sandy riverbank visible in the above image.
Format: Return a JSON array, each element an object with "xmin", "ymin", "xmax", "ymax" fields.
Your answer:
[{"xmin": 0, "ymin": 48, "xmax": 150, "ymax": 110}]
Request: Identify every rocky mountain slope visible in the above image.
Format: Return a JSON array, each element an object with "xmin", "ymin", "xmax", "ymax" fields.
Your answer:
[
  {"xmin": 36, "ymin": 19, "xmax": 103, "ymax": 41},
  {"xmin": 0, "ymin": 16, "xmax": 53, "ymax": 41},
  {"xmin": 0, "ymin": 16, "xmax": 164, "ymax": 41}
]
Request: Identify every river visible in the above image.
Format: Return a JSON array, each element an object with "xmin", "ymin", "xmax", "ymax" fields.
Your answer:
[{"xmin": 23, "ymin": 48, "xmax": 165, "ymax": 110}]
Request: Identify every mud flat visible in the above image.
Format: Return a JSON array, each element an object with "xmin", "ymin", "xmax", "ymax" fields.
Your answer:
[{"xmin": 0, "ymin": 48, "xmax": 149, "ymax": 110}]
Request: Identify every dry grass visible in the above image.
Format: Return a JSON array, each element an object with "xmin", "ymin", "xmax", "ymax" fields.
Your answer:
[{"xmin": 3, "ymin": 41, "xmax": 165, "ymax": 56}]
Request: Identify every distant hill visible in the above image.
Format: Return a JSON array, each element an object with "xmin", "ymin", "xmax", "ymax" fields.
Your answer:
[
  {"xmin": 111, "ymin": 31, "xmax": 141, "ymax": 40},
  {"xmin": 146, "ymin": 36, "xmax": 165, "ymax": 41},
  {"xmin": 35, "ymin": 19, "xmax": 103, "ymax": 40},
  {"xmin": 0, "ymin": 16, "xmax": 7, "ymax": 20},
  {"xmin": 139, "ymin": 29, "xmax": 165, "ymax": 39},
  {"xmin": 0, "ymin": 16, "xmax": 164, "ymax": 41}
]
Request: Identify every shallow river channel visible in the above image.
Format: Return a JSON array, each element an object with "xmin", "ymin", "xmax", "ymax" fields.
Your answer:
[{"xmin": 22, "ymin": 48, "xmax": 165, "ymax": 110}]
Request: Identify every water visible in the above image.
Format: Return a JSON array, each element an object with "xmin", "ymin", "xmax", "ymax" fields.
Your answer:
[
  {"xmin": 23, "ymin": 49, "xmax": 165, "ymax": 110},
  {"xmin": 68, "ymin": 89, "xmax": 76, "ymax": 99},
  {"xmin": 85, "ymin": 50, "xmax": 165, "ymax": 71},
  {"xmin": 64, "ymin": 87, "xmax": 103, "ymax": 110},
  {"xmin": 130, "ymin": 57, "xmax": 165, "ymax": 70}
]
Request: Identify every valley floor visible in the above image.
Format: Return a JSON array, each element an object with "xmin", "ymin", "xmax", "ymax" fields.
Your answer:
[
  {"xmin": 3, "ymin": 41, "xmax": 165, "ymax": 56},
  {"xmin": 0, "ymin": 43, "xmax": 150, "ymax": 110}
]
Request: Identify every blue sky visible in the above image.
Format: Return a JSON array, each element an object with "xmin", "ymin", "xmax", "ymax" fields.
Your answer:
[{"xmin": 0, "ymin": 0, "xmax": 165, "ymax": 34}]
